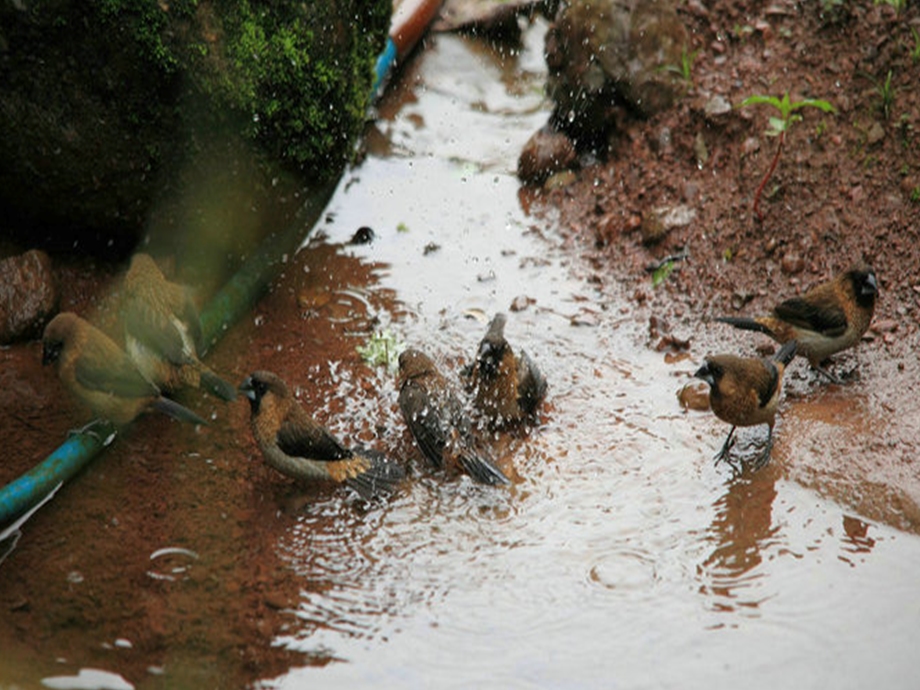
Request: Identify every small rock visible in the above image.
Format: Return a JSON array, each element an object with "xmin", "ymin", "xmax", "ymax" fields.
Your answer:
[
  {"xmin": 518, "ymin": 126, "xmax": 577, "ymax": 185},
  {"xmin": 0, "ymin": 249, "xmax": 58, "ymax": 344},
  {"xmin": 871, "ymin": 319, "xmax": 898, "ymax": 334},
  {"xmin": 657, "ymin": 204, "xmax": 696, "ymax": 229},
  {"xmin": 349, "ymin": 226, "xmax": 375, "ymax": 244},
  {"xmin": 641, "ymin": 214, "xmax": 667, "ymax": 246},
  {"xmin": 264, "ymin": 592, "xmax": 290, "ymax": 610},
  {"xmin": 544, "ymin": 170, "xmax": 578, "ymax": 189},
  {"xmin": 570, "ymin": 310, "xmax": 599, "ymax": 327},
  {"xmin": 655, "ymin": 334, "xmax": 690, "ymax": 352},
  {"xmin": 741, "ymin": 136, "xmax": 761, "ymax": 156},
  {"xmin": 510, "ymin": 295, "xmax": 535, "ymax": 312},
  {"xmin": 693, "ymin": 132, "xmax": 709, "ymax": 166},
  {"xmin": 781, "ymin": 252, "xmax": 805, "ymax": 275},
  {"xmin": 867, "ymin": 121, "xmax": 885, "ymax": 146},
  {"xmin": 704, "ymin": 95, "xmax": 732, "ymax": 119},
  {"xmin": 678, "ymin": 380, "xmax": 710, "ymax": 411},
  {"xmin": 730, "ymin": 291, "xmax": 755, "ymax": 310}
]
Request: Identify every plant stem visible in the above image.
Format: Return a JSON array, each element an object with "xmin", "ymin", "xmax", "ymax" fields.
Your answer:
[{"xmin": 753, "ymin": 130, "xmax": 785, "ymax": 222}]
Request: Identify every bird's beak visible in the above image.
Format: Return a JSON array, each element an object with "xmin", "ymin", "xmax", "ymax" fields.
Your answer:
[
  {"xmin": 864, "ymin": 272, "xmax": 879, "ymax": 296},
  {"xmin": 238, "ymin": 377, "xmax": 255, "ymax": 400},
  {"xmin": 41, "ymin": 342, "xmax": 59, "ymax": 366},
  {"xmin": 693, "ymin": 363, "xmax": 714, "ymax": 387}
]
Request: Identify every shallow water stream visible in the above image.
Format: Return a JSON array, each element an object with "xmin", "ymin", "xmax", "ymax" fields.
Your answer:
[{"xmin": 2, "ymin": 19, "xmax": 919, "ymax": 690}]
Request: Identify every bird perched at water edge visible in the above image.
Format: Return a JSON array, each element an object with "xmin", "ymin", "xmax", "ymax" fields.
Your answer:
[
  {"xmin": 42, "ymin": 312, "xmax": 207, "ymax": 427},
  {"xmin": 121, "ymin": 253, "xmax": 236, "ymax": 401},
  {"xmin": 693, "ymin": 340, "xmax": 797, "ymax": 469},
  {"xmin": 715, "ymin": 265, "xmax": 878, "ymax": 383},
  {"xmin": 239, "ymin": 370, "xmax": 405, "ymax": 500},
  {"xmin": 398, "ymin": 348, "xmax": 510, "ymax": 486},
  {"xmin": 469, "ymin": 313, "xmax": 547, "ymax": 428}
]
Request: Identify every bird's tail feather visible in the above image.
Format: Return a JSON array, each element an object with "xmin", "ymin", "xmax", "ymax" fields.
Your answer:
[
  {"xmin": 714, "ymin": 316, "xmax": 776, "ymax": 337},
  {"xmin": 772, "ymin": 339, "xmax": 798, "ymax": 366},
  {"xmin": 346, "ymin": 449, "xmax": 406, "ymax": 499},
  {"xmin": 152, "ymin": 396, "xmax": 208, "ymax": 426},
  {"xmin": 199, "ymin": 368, "xmax": 238, "ymax": 401},
  {"xmin": 459, "ymin": 452, "xmax": 510, "ymax": 486}
]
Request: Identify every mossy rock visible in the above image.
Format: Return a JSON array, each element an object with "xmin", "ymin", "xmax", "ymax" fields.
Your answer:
[{"xmin": 0, "ymin": 0, "xmax": 389, "ymax": 249}]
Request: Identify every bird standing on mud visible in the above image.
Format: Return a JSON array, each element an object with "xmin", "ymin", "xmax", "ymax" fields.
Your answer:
[
  {"xmin": 469, "ymin": 313, "xmax": 547, "ymax": 428},
  {"xmin": 121, "ymin": 253, "xmax": 236, "ymax": 401},
  {"xmin": 397, "ymin": 348, "xmax": 510, "ymax": 486},
  {"xmin": 693, "ymin": 340, "xmax": 797, "ymax": 469},
  {"xmin": 42, "ymin": 312, "xmax": 207, "ymax": 428},
  {"xmin": 715, "ymin": 265, "xmax": 878, "ymax": 383},
  {"xmin": 239, "ymin": 370, "xmax": 405, "ymax": 500}
]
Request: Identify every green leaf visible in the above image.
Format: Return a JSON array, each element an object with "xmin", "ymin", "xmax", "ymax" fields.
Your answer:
[
  {"xmin": 651, "ymin": 261, "xmax": 675, "ymax": 287},
  {"xmin": 740, "ymin": 94, "xmax": 782, "ymax": 109},
  {"xmin": 766, "ymin": 116, "xmax": 787, "ymax": 136},
  {"xmin": 790, "ymin": 98, "xmax": 837, "ymax": 114},
  {"xmin": 356, "ymin": 330, "xmax": 404, "ymax": 372}
]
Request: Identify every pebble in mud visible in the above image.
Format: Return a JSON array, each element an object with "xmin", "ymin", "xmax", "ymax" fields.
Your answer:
[
  {"xmin": 781, "ymin": 252, "xmax": 805, "ymax": 275},
  {"xmin": 518, "ymin": 126, "xmax": 577, "ymax": 185}
]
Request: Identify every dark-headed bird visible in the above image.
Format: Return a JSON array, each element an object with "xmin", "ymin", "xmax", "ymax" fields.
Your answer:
[
  {"xmin": 239, "ymin": 370, "xmax": 404, "ymax": 500},
  {"xmin": 693, "ymin": 340, "xmax": 797, "ymax": 469},
  {"xmin": 122, "ymin": 253, "xmax": 236, "ymax": 401},
  {"xmin": 397, "ymin": 348, "xmax": 510, "ymax": 486},
  {"xmin": 715, "ymin": 266, "xmax": 878, "ymax": 383},
  {"xmin": 469, "ymin": 313, "xmax": 547, "ymax": 428},
  {"xmin": 42, "ymin": 312, "xmax": 207, "ymax": 427}
]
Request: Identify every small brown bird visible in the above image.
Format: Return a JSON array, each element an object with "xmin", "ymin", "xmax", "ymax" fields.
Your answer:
[
  {"xmin": 121, "ymin": 253, "xmax": 236, "ymax": 401},
  {"xmin": 42, "ymin": 312, "xmax": 207, "ymax": 427},
  {"xmin": 716, "ymin": 265, "xmax": 878, "ymax": 382},
  {"xmin": 397, "ymin": 348, "xmax": 510, "ymax": 486},
  {"xmin": 693, "ymin": 340, "xmax": 797, "ymax": 469},
  {"xmin": 239, "ymin": 370, "xmax": 405, "ymax": 499},
  {"xmin": 469, "ymin": 313, "xmax": 547, "ymax": 428}
]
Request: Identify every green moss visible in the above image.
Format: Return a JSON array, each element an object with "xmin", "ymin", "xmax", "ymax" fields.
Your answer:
[
  {"xmin": 89, "ymin": 0, "xmax": 390, "ymax": 179},
  {"xmin": 206, "ymin": 1, "xmax": 390, "ymax": 180}
]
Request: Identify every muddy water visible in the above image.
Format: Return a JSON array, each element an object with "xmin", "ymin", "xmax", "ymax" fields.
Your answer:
[
  {"xmin": 2, "ymin": 19, "xmax": 920, "ymax": 690},
  {"xmin": 259, "ymin": 22, "xmax": 920, "ymax": 690}
]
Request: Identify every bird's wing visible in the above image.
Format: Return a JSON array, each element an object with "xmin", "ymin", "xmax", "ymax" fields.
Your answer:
[
  {"xmin": 516, "ymin": 350, "xmax": 547, "ymax": 414},
  {"xmin": 74, "ymin": 348, "xmax": 159, "ymax": 399},
  {"xmin": 755, "ymin": 360, "xmax": 780, "ymax": 409},
  {"xmin": 774, "ymin": 294, "xmax": 848, "ymax": 338},
  {"xmin": 124, "ymin": 303, "xmax": 196, "ymax": 365},
  {"xmin": 399, "ymin": 382, "xmax": 447, "ymax": 469},
  {"xmin": 276, "ymin": 414, "xmax": 351, "ymax": 461}
]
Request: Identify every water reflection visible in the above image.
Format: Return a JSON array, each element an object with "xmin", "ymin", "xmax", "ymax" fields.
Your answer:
[{"xmin": 698, "ymin": 466, "xmax": 780, "ymax": 613}]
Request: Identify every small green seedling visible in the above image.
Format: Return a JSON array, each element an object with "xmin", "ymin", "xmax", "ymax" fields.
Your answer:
[
  {"xmin": 873, "ymin": 70, "xmax": 895, "ymax": 120},
  {"xmin": 664, "ymin": 47, "xmax": 698, "ymax": 85},
  {"xmin": 740, "ymin": 93, "xmax": 837, "ymax": 221},
  {"xmin": 651, "ymin": 260, "xmax": 675, "ymax": 287},
  {"xmin": 910, "ymin": 27, "xmax": 920, "ymax": 63},
  {"xmin": 356, "ymin": 329, "xmax": 403, "ymax": 372}
]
